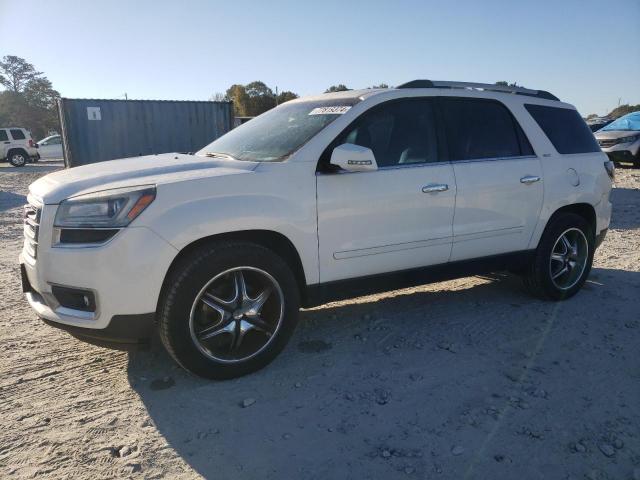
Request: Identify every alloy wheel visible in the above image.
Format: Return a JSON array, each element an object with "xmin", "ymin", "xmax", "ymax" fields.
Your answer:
[
  {"xmin": 11, "ymin": 153, "xmax": 26, "ymax": 166},
  {"xmin": 548, "ymin": 228, "xmax": 589, "ymax": 290},
  {"xmin": 189, "ymin": 267, "xmax": 284, "ymax": 363}
]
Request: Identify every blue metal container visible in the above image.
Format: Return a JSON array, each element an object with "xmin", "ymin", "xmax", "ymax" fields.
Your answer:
[{"xmin": 57, "ymin": 98, "xmax": 234, "ymax": 167}]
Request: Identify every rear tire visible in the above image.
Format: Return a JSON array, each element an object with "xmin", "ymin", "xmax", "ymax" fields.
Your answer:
[
  {"xmin": 523, "ymin": 213, "xmax": 594, "ymax": 301},
  {"xmin": 158, "ymin": 241, "xmax": 300, "ymax": 379},
  {"xmin": 8, "ymin": 150, "xmax": 27, "ymax": 167}
]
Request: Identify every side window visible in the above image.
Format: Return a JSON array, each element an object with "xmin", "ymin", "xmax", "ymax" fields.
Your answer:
[
  {"xmin": 337, "ymin": 99, "xmax": 440, "ymax": 168},
  {"xmin": 0, "ymin": 130, "xmax": 8, "ymax": 142},
  {"xmin": 51, "ymin": 136, "xmax": 62, "ymax": 145},
  {"xmin": 441, "ymin": 98, "xmax": 526, "ymax": 161},
  {"xmin": 10, "ymin": 129, "xmax": 26, "ymax": 140},
  {"xmin": 525, "ymin": 104, "xmax": 600, "ymax": 154}
]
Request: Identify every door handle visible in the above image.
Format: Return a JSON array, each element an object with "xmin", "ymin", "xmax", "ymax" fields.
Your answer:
[
  {"xmin": 422, "ymin": 183, "xmax": 449, "ymax": 193},
  {"xmin": 520, "ymin": 175, "xmax": 540, "ymax": 185}
]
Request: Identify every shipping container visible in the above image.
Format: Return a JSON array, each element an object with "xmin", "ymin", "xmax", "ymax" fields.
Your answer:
[{"xmin": 57, "ymin": 98, "xmax": 234, "ymax": 167}]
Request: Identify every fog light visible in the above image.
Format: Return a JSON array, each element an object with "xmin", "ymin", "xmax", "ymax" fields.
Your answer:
[{"xmin": 51, "ymin": 285, "xmax": 96, "ymax": 312}]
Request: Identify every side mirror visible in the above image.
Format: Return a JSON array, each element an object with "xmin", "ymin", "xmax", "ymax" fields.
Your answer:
[{"xmin": 330, "ymin": 143, "xmax": 378, "ymax": 172}]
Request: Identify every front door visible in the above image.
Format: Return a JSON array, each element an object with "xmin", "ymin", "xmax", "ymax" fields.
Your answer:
[{"xmin": 316, "ymin": 98, "xmax": 456, "ymax": 283}]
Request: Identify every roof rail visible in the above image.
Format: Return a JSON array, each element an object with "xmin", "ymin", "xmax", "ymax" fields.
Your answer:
[{"xmin": 396, "ymin": 80, "xmax": 559, "ymax": 101}]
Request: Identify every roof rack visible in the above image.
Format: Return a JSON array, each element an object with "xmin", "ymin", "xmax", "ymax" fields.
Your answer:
[{"xmin": 396, "ymin": 80, "xmax": 559, "ymax": 101}]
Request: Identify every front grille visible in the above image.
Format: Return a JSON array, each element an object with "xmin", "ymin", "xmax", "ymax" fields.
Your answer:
[
  {"xmin": 598, "ymin": 139, "xmax": 618, "ymax": 148},
  {"xmin": 23, "ymin": 201, "xmax": 41, "ymax": 260}
]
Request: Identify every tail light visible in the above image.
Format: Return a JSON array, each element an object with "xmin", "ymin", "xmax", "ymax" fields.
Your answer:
[
  {"xmin": 28, "ymin": 139, "xmax": 34, "ymax": 147},
  {"xmin": 604, "ymin": 160, "xmax": 615, "ymax": 180}
]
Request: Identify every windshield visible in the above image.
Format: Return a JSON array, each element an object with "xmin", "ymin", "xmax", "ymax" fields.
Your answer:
[
  {"xmin": 197, "ymin": 98, "xmax": 360, "ymax": 162},
  {"xmin": 600, "ymin": 112, "xmax": 640, "ymax": 131}
]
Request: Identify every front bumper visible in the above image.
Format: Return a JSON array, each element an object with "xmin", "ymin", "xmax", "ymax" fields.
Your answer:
[
  {"xmin": 601, "ymin": 139, "xmax": 640, "ymax": 164},
  {"xmin": 21, "ymin": 202, "xmax": 178, "ymax": 341},
  {"xmin": 42, "ymin": 313, "xmax": 156, "ymax": 347}
]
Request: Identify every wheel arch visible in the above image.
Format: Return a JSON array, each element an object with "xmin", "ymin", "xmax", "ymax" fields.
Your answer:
[
  {"xmin": 7, "ymin": 147, "xmax": 29, "ymax": 159},
  {"xmin": 536, "ymin": 203, "xmax": 597, "ymax": 248},
  {"xmin": 157, "ymin": 229, "xmax": 308, "ymax": 311}
]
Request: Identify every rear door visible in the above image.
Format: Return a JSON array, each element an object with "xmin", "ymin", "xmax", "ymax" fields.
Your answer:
[
  {"xmin": 316, "ymin": 97, "xmax": 456, "ymax": 282},
  {"xmin": 439, "ymin": 97, "xmax": 544, "ymax": 261}
]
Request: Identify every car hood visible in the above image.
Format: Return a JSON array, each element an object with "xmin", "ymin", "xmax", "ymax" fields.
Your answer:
[
  {"xmin": 29, "ymin": 153, "xmax": 258, "ymax": 204},
  {"xmin": 594, "ymin": 130, "xmax": 640, "ymax": 140}
]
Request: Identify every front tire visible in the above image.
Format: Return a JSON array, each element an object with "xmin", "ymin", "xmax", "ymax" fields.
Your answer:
[
  {"xmin": 158, "ymin": 241, "xmax": 300, "ymax": 379},
  {"xmin": 8, "ymin": 150, "xmax": 27, "ymax": 167},
  {"xmin": 523, "ymin": 213, "xmax": 594, "ymax": 300}
]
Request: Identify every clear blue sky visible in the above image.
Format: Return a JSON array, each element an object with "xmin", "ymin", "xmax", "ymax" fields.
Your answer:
[{"xmin": 1, "ymin": 0, "xmax": 638, "ymax": 115}]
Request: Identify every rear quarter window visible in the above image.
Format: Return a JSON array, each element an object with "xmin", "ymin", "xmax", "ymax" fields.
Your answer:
[
  {"xmin": 440, "ymin": 98, "xmax": 532, "ymax": 161},
  {"xmin": 525, "ymin": 104, "xmax": 600, "ymax": 154},
  {"xmin": 10, "ymin": 129, "xmax": 26, "ymax": 140},
  {"xmin": 0, "ymin": 130, "xmax": 8, "ymax": 142}
]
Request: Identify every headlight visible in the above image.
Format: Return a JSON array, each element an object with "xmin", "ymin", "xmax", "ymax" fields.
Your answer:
[
  {"xmin": 619, "ymin": 134, "xmax": 640, "ymax": 144},
  {"xmin": 54, "ymin": 186, "xmax": 156, "ymax": 228}
]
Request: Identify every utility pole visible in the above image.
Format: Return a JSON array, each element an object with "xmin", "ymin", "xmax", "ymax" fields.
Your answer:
[
  {"xmin": 124, "ymin": 93, "xmax": 128, "ymax": 100},
  {"xmin": 275, "ymin": 86, "xmax": 279, "ymax": 106}
]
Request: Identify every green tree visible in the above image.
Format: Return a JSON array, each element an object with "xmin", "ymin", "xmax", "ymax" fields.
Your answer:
[
  {"xmin": 225, "ymin": 84, "xmax": 250, "ymax": 116},
  {"xmin": 0, "ymin": 55, "xmax": 42, "ymax": 92},
  {"xmin": 277, "ymin": 90, "xmax": 298, "ymax": 104},
  {"xmin": 0, "ymin": 55, "xmax": 60, "ymax": 139},
  {"xmin": 23, "ymin": 77, "xmax": 59, "ymax": 110},
  {"xmin": 324, "ymin": 84, "xmax": 350, "ymax": 93},
  {"xmin": 495, "ymin": 81, "xmax": 518, "ymax": 87},
  {"xmin": 225, "ymin": 82, "xmax": 298, "ymax": 117},
  {"xmin": 370, "ymin": 83, "xmax": 389, "ymax": 89},
  {"xmin": 244, "ymin": 81, "xmax": 276, "ymax": 116}
]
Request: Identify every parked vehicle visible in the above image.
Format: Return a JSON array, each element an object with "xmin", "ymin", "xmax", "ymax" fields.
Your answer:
[
  {"xmin": 1, "ymin": 127, "xmax": 39, "ymax": 166},
  {"xmin": 20, "ymin": 80, "xmax": 613, "ymax": 379},
  {"xmin": 37, "ymin": 134, "xmax": 63, "ymax": 159},
  {"xmin": 594, "ymin": 111, "xmax": 640, "ymax": 166},
  {"xmin": 586, "ymin": 116, "xmax": 613, "ymax": 132}
]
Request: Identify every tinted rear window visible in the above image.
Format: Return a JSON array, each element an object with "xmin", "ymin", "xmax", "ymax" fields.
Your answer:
[
  {"xmin": 0, "ymin": 130, "xmax": 7, "ymax": 142},
  {"xmin": 10, "ymin": 129, "xmax": 26, "ymax": 140},
  {"xmin": 441, "ymin": 98, "xmax": 529, "ymax": 161},
  {"xmin": 525, "ymin": 104, "xmax": 600, "ymax": 154}
]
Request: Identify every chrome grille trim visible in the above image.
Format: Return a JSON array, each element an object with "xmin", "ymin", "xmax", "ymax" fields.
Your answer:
[
  {"xmin": 598, "ymin": 139, "xmax": 618, "ymax": 148},
  {"xmin": 23, "ymin": 201, "xmax": 41, "ymax": 260}
]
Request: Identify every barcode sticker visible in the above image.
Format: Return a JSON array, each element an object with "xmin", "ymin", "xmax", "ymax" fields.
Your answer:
[{"xmin": 309, "ymin": 106, "xmax": 352, "ymax": 115}]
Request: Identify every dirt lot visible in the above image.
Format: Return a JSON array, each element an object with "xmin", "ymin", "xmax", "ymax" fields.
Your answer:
[{"xmin": 1, "ymin": 161, "xmax": 639, "ymax": 480}]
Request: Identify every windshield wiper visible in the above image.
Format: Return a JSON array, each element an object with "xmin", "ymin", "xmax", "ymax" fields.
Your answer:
[{"xmin": 203, "ymin": 152, "xmax": 239, "ymax": 161}]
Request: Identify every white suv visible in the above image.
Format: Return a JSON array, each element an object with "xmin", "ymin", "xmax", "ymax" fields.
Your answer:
[
  {"xmin": 20, "ymin": 80, "xmax": 613, "ymax": 379},
  {"xmin": 1, "ymin": 127, "xmax": 39, "ymax": 166}
]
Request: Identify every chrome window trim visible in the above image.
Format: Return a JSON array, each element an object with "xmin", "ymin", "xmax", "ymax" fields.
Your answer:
[
  {"xmin": 316, "ymin": 160, "xmax": 450, "ymax": 175},
  {"xmin": 377, "ymin": 160, "xmax": 450, "ymax": 171},
  {"xmin": 450, "ymin": 154, "xmax": 538, "ymax": 165},
  {"xmin": 316, "ymin": 154, "xmax": 539, "ymax": 175}
]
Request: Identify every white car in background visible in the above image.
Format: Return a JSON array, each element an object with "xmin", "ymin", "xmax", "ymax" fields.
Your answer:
[
  {"xmin": 37, "ymin": 134, "xmax": 63, "ymax": 160},
  {"xmin": 1, "ymin": 127, "xmax": 40, "ymax": 166}
]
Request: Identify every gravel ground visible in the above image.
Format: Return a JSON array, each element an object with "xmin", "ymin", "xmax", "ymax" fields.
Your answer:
[{"xmin": 1, "ymin": 161, "xmax": 639, "ymax": 480}]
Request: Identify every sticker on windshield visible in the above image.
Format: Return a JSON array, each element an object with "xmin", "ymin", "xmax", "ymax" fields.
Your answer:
[{"xmin": 308, "ymin": 106, "xmax": 352, "ymax": 115}]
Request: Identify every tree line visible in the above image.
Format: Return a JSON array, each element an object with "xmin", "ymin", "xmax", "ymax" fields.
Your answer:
[
  {"xmin": 216, "ymin": 82, "xmax": 389, "ymax": 117},
  {"xmin": 1, "ymin": 55, "xmax": 637, "ymax": 140}
]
